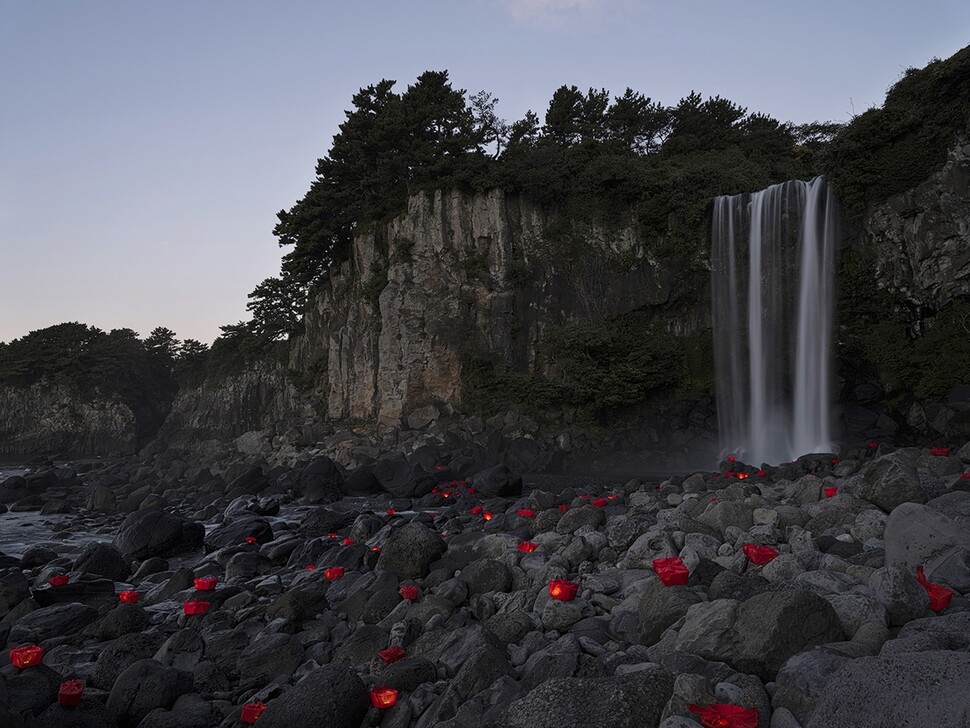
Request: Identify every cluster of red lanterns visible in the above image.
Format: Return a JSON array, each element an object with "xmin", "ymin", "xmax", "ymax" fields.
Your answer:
[
  {"xmin": 652, "ymin": 557, "xmax": 689, "ymax": 586},
  {"xmin": 742, "ymin": 544, "xmax": 779, "ymax": 565},
  {"xmin": 548, "ymin": 579, "xmax": 579, "ymax": 601}
]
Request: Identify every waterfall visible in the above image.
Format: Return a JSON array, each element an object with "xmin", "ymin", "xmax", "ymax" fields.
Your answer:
[{"xmin": 711, "ymin": 177, "xmax": 839, "ymax": 465}]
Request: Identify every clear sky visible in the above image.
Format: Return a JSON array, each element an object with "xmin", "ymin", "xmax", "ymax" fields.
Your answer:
[{"xmin": 2, "ymin": 1, "xmax": 967, "ymax": 345}]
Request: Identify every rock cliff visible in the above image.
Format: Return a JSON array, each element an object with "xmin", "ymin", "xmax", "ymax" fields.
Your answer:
[{"xmin": 0, "ymin": 383, "xmax": 137, "ymax": 454}]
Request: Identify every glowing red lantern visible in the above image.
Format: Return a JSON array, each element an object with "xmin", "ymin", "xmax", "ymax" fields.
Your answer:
[
  {"xmin": 183, "ymin": 600, "xmax": 211, "ymax": 616},
  {"xmin": 931, "ymin": 446, "xmax": 952, "ymax": 457},
  {"xmin": 652, "ymin": 557, "xmax": 690, "ymax": 586},
  {"xmin": 471, "ymin": 505, "xmax": 483, "ymax": 515},
  {"xmin": 824, "ymin": 486, "xmax": 838, "ymax": 498},
  {"xmin": 324, "ymin": 566, "xmax": 345, "ymax": 580},
  {"xmin": 371, "ymin": 546, "xmax": 381, "ymax": 552},
  {"xmin": 240, "ymin": 700, "xmax": 267, "ymax": 723},
  {"xmin": 305, "ymin": 565, "xmax": 316, "ymax": 571},
  {"xmin": 400, "ymin": 584, "xmax": 420, "ymax": 601},
  {"xmin": 558, "ymin": 504, "xmax": 569, "ymax": 512},
  {"xmin": 119, "ymin": 590, "xmax": 140, "ymax": 604},
  {"xmin": 757, "ymin": 470, "xmax": 767, "ymax": 477},
  {"xmin": 466, "ymin": 487, "xmax": 476, "ymax": 494},
  {"xmin": 245, "ymin": 536, "xmax": 257, "ymax": 544},
  {"xmin": 607, "ymin": 494, "xmax": 619, "ymax": 500},
  {"xmin": 441, "ymin": 490, "xmax": 452, "ymax": 498},
  {"xmin": 517, "ymin": 508, "xmax": 536, "ymax": 518},
  {"xmin": 9, "ymin": 645, "xmax": 44, "ymax": 668},
  {"xmin": 434, "ymin": 464, "xmax": 446, "ymax": 472},
  {"xmin": 370, "ymin": 686, "xmax": 399, "ymax": 709},
  {"xmin": 916, "ymin": 565, "xmax": 954, "ymax": 612},
  {"xmin": 726, "ymin": 455, "xmax": 737, "ymax": 462},
  {"xmin": 386, "ymin": 508, "xmax": 396, "ymax": 515},
  {"xmin": 578, "ymin": 494, "xmax": 591, "ymax": 499},
  {"xmin": 194, "ymin": 577, "xmax": 217, "ymax": 591},
  {"xmin": 688, "ymin": 703, "xmax": 759, "ymax": 728},
  {"xmin": 378, "ymin": 645, "xmax": 406, "ymax": 663},
  {"xmin": 867, "ymin": 441, "xmax": 877, "ymax": 449},
  {"xmin": 328, "ymin": 532, "xmax": 338, "ymax": 539},
  {"xmin": 483, "ymin": 511, "xmax": 493, "ymax": 521},
  {"xmin": 48, "ymin": 574, "xmax": 69, "ymax": 587},
  {"xmin": 57, "ymin": 679, "xmax": 84, "ymax": 707},
  {"xmin": 342, "ymin": 538, "xmax": 355, "ymax": 546},
  {"xmin": 743, "ymin": 544, "xmax": 779, "ymax": 565},
  {"xmin": 961, "ymin": 471, "xmax": 970, "ymax": 480},
  {"xmin": 736, "ymin": 472, "xmax": 749, "ymax": 480},
  {"xmin": 548, "ymin": 579, "xmax": 579, "ymax": 601},
  {"xmin": 518, "ymin": 541, "xmax": 539, "ymax": 553},
  {"xmin": 591, "ymin": 498, "xmax": 608, "ymax": 507}
]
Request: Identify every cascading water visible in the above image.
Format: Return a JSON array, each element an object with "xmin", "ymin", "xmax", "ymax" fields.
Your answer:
[{"xmin": 711, "ymin": 177, "xmax": 839, "ymax": 465}]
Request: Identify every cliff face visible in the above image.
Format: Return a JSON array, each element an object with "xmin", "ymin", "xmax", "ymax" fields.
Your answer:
[
  {"xmin": 866, "ymin": 140, "xmax": 970, "ymax": 310},
  {"xmin": 0, "ymin": 383, "xmax": 137, "ymax": 454}
]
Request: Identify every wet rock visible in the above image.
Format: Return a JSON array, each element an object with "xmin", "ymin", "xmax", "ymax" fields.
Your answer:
[
  {"xmin": 96, "ymin": 603, "xmax": 151, "ymax": 640},
  {"xmin": 91, "ymin": 632, "xmax": 168, "ymax": 691},
  {"xmin": 113, "ymin": 509, "xmax": 202, "ymax": 559},
  {"xmin": 8, "ymin": 601, "xmax": 99, "ymax": 644},
  {"xmin": 773, "ymin": 642, "xmax": 871, "ymax": 724},
  {"xmin": 74, "ymin": 542, "xmax": 131, "ymax": 582},
  {"xmin": 638, "ymin": 580, "xmax": 704, "ymax": 646},
  {"xmin": 0, "ymin": 566, "xmax": 30, "ymax": 619},
  {"xmin": 236, "ymin": 632, "xmax": 304, "ymax": 684},
  {"xmin": 106, "ymin": 658, "xmax": 194, "ymax": 728},
  {"xmin": 376, "ymin": 522, "xmax": 446, "ymax": 579},
  {"xmin": 255, "ymin": 664, "xmax": 368, "ymax": 728},
  {"xmin": 203, "ymin": 514, "xmax": 273, "ymax": 551}
]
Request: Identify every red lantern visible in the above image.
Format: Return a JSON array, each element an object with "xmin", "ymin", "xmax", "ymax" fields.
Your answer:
[
  {"xmin": 483, "ymin": 511, "xmax": 493, "ymax": 521},
  {"xmin": 867, "ymin": 441, "xmax": 878, "ymax": 449},
  {"xmin": 548, "ymin": 579, "xmax": 579, "ymax": 601},
  {"xmin": 400, "ymin": 585, "xmax": 420, "ymax": 601},
  {"xmin": 342, "ymin": 538, "xmax": 355, "ymax": 546},
  {"xmin": 961, "ymin": 471, "xmax": 970, "ymax": 480},
  {"xmin": 591, "ymin": 498, "xmax": 608, "ymax": 507},
  {"xmin": 48, "ymin": 574, "xmax": 69, "ymax": 587},
  {"xmin": 370, "ymin": 686, "xmax": 399, "ymax": 709},
  {"xmin": 240, "ymin": 700, "xmax": 267, "ymax": 723},
  {"xmin": 434, "ymin": 464, "xmax": 446, "ymax": 472},
  {"xmin": 183, "ymin": 600, "xmax": 211, "ymax": 616},
  {"xmin": 371, "ymin": 546, "xmax": 381, "ymax": 552},
  {"xmin": 607, "ymin": 494, "xmax": 619, "ymax": 500},
  {"xmin": 736, "ymin": 472, "xmax": 749, "ymax": 480},
  {"xmin": 58, "ymin": 679, "xmax": 84, "ymax": 707},
  {"xmin": 688, "ymin": 703, "xmax": 759, "ymax": 728},
  {"xmin": 931, "ymin": 446, "xmax": 952, "ymax": 457},
  {"xmin": 471, "ymin": 505, "xmax": 483, "ymax": 515},
  {"xmin": 386, "ymin": 508, "xmax": 396, "ymax": 515},
  {"xmin": 378, "ymin": 645, "xmax": 406, "ymax": 664},
  {"xmin": 324, "ymin": 566, "xmax": 345, "ymax": 581},
  {"xmin": 726, "ymin": 455, "xmax": 737, "ymax": 462},
  {"xmin": 578, "ymin": 494, "xmax": 591, "ymax": 499},
  {"xmin": 305, "ymin": 565, "xmax": 317, "ymax": 571},
  {"xmin": 245, "ymin": 536, "xmax": 257, "ymax": 544},
  {"xmin": 517, "ymin": 541, "xmax": 539, "ymax": 553},
  {"xmin": 743, "ymin": 544, "xmax": 779, "ymax": 565},
  {"xmin": 916, "ymin": 565, "xmax": 954, "ymax": 612},
  {"xmin": 194, "ymin": 577, "xmax": 217, "ymax": 591},
  {"xmin": 830, "ymin": 457, "xmax": 839, "ymax": 465},
  {"xmin": 757, "ymin": 470, "xmax": 767, "ymax": 477},
  {"xmin": 119, "ymin": 590, "xmax": 140, "ymax": 604},
  {"xmin": 824, "ymin": 486, "xmax": 838, "ymax": 498},
  {"xmin": 517, "ymin": 508, "xmax": 536, "ymax": 518},
  {"xmin": 558, "ymin": 504, "xmax": 568, "ymax": 512},
  {"xmin": 328, "ymin": 532, "xmax": 338, "ymax": 539},
  {"xmin": 652, "ymin": 557, "xmax": 689, "ymax": 586},
  {"xmin": 9, "ymin": 645, "xmax": 44, "ymax": 668},
  {"xmin": 466, "ymin": 487, "xmax": 476, "ymax": 494}
]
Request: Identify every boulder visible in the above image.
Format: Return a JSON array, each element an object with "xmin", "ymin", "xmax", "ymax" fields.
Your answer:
[
  {"xmin": 342, "ymin": 467, "xmax": 384, "ymax": 496},
  {"xmin": 74, "ymin": 542, "xmax": 131, "ymax": 582},
  {"xmin": 203, "ymin": 514, "xmax": 273, "ymax": 551},
  {"xmin": 471, "ymin": 464, "xmax": 523, "ymax": 497},
  {"xmin": 884, "ymin": 501, "xmax": 970, "ymax": 590},
  {"xmin": 8, "ymin": 601, "xmax": 99, "ymax": 644},
  {"xmin": 858, "ymin": 450, "xmax": 926, "ymax": 512},
  {"xmin": 376, "ymin": 522, "xmax": 447, "ymax": 579},
  {"xmin": 299, "ymin": 456, "xmax": 345, "ymax": 503},
  {"xmin": 868, "ymin": 565, "xmax": 930, "ymax": 626},
  {"xmin": 0, "ymin": 566, "xmax": 31, "ymax": 619},
  {"xmin": 113, "ymin": 510, "xmax": 201, "ymax": 559},
  {"xmin": 106, "ymin": 658, "xmax": 193, "ymax": 728},
  {"xmin": 255, "ymin": 664, "xmax": 369, "ymax": 728},
  {"xmin": 236, "ymin": 633, "xmax": 304, "ymax": 684}
]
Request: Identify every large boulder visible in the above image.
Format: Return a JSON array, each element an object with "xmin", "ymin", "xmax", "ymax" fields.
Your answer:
[
  {"xmin": 373, "ymin": 453, "xmax": 436, "ymax": 498},
  {"xmin": 471, "ymin": 464, "xmax": 523, "ymax": 498},
  {"xmin": 807, "ymin": 651, "xmax": 970, "ymax": 727},
  {"xmin": 235, "ymin": 633, "xmax": 305, "ymax": 684},
  {"xmin": 106, "ymin": 659, "xmax": 193, "ymax": 728},
  {"xmin": 74, "ymin": 542, "xmax": 131, "ymax": 582},
  {"xmin": 203, "ymin": 514, "xmax": 273, "ymax": 551},
  {"xmin": 255, "ymin": 664, "xmax": 369, "ymax": 728},
  {"xmin": 299, "ymin": 456, "xmax": 344, "ymax": 503},
  {"xmin": 858, "ymin": 450, "xmax": 927, "ymax": 512},
  {"xmin": 376, "ymin": 522, "xmax": 447, "ymax": 579},
  {"xmin": 113, "ymin": 510, "xmax": 202, "ymax": 559},
  {"xmin": 868, "ymin": 565, "xmax": 930, "ymax": 626},
  {"xmin": 503, "ymin": 666, "xmax": 674, "ymax": 728},
  {"xmin": 8, "ymin": 602, "xmax": 99, "ymax": 644},
  {"xmin": 884, "ymin": 501, "xmax": 970, "ymax": 590},
  {"xmin": 638, "ymin": 579, "xmax": 704, "ymax": 646},
  {"xmin": 0, "ymin": 566, "xmax": 31, "ymax": 619},
  {"xmin": 773, "ymin": 642, "xmax": 871, "ymax": 724},
  {"xmin": 342, "ymin": 467, "xmax": 384, "ymax": 496}
]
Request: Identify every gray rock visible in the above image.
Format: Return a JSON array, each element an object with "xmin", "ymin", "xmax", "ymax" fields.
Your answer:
[
  {"xmin": 807, "ymin": 651, "xmax": 970, "ymax": 727},
  {"xmin": 541, "ymin": 598, "xmax": 584, "ymax": 632},
  {"xmin": 74, "ymin": 542, "xmax": 131, "ymax": 582},
  {"xmin": 503, "ymin": 666, "xmax": 675, "ymax": 728},
  {"xmin": 203, "ymin": 514, "xmax": 273, "ymax": 551},
  {"xmin": 463, "ymin": 558, "xmax": 513, "ymax": 595},
  {"xmin": 879, "ymin": 611, "xmax": 970, "ymax": 655},
  {"xmin": 8, "ymin": 601, "xmax": 99, "ymax": 644},
  {"xmin": 154, "ymin": 629, "xmax": 205, "ymax": 671},
  {"xmin": 236, "ymin": 632, "xmax": 304, "ymax": 684},
  {"xmin": 86, "ymin": 484, "xmax": 117, "ymax": 511},
  {"xmin": 91, "ymin": 632, "xmax": 168, "ymax": 691},
  {"xmin": 470, "ymin": 463, "xmax": 523, "ymax": 497},
  {"xmin": 106, "ymin": 659, "xmax": 193, "ymax": 728},
  {"xmin": 858, "ymin": 450, "xmax": 926, "ymax": 512},
  {"xmin": 868, "ymin": 565, "xmax": 929, "ymax": 626},
  {"xmin": 638, "ymin": 580, "xmax": 704, "ymax": 646},
  {"xmin": 884, "ymin": 501, "xmax": 970, "ymax": 592},
  {"xmin": 96, "ymin": 604, "xmax": 151, "ymax": 640},
  {"xmin": 376, "ymin": 522, "xmax": 446, "ymax": 579},
  {"xmin": 254, "ymin": 664, "xmax": 369, "ymax": 728},
  {"xmin": 773, "ymin": 642, "xmax": 871, "ymax": 724},
  {"xmin": 113, "ymin": 509, "xmax": 199, "ymax": 559},
  {"xmin": 557, "ymin": 506, "xmax": 606, "ymax": 534},
  {"xmin": 0, "ymin": 566, "xmax": 30, "ymax": 619},
  {"xmin": 825, "ymin": 593, "xmax": 888, "ymax": 637}
]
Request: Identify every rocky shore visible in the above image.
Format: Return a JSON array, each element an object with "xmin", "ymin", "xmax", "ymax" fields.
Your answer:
[{"xmin": 2, "ymin": 436, "xmax": 970, "ymax": 728}]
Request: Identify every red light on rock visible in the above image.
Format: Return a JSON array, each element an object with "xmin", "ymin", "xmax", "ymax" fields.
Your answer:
[
  {"xmin": 370, "ymin": 686, "xmax": 399, "ymax": 709},
  {"xmin": 386, "ymin": 508, "xmax": 396, "ymax": 515},
  {"xmin": 824, "ymin": 486, "xmax": 838, "ymax": 498},
  {"xmin": 441, "ymin": 491, "xmax": 452, "ymax": 498},
  {"xmin": 517, "ymin": 541, "xmax": 539, "ymax": 553},
  {"xmin": 736, "ymin": 472, "xmax": 749, "ymax": 480},
  {"xmin": 342, "ymin": 538, "xmax": 355, "ymax": 546},
  {"xmin": 591, "ymin": 498, "xmax": 608, "ymax": 507},
  {"xmin": 240, "ymin": 700, "xmax": 267, "ymax": 723},
  {"xmin": 724, "ymin": 471, "xmax": 736, "ymax": 478},
  {"xmin": 726, "ymin": 455, "xmax": 737, "ymax": 462},
  {"xmin": 652, "ymin": 557, "xmax": 690, "ymax": 586},
  {"xmin": 119, "ymin": 590, "xmax": 140, "ymax": 604},
  {"xmin": 867, "ymin": 441, "xmax": 878, "ymax": 448},
  {"xmin": 183, "ymin": 600, "xmax": 211, "ymax": 616},
  {"xmin": 48, "ymin": 574, "xmax": 69, "ymax": 587},
  {"xmin": 688, "ymin": 703, "xmax": 759, "ymax": 728},
  {"xmin": 558, "ymin": 504, "xmax": 568, "ymax": 512},
  {"xmin": 607, "ymin": 494, "xmax": 619, "ymax": 500},
  {"xmin": 194, "ymin": 577, "xmax": 217, "ymax": 591},
  {"xmin": 471, "ymin": 506, "xmax": 483, "ymax": 515},
  {"xmin": 400, "ymin": 585, "xmax": 420, "ymax": 601},
  {"xmin": 830, "ymin": 457, "xmax": 839, "ymax": 465},
  {"xmin": 743, "ymin": 544, "xmax": 779, "ymax": 565},
  {"xmin": 548, "ymin": 579, "xmax": 579, "ymax": 601},
  {"xmin": 483, "ymin": 511, "xmax": 493, "ymax": 521},
  {"xmin": 435, "ymin": 464, "xmax": 446, "ymax": 472},
  {"xmin": 916, "ymin": 565, "xmax": 954, "ymax": 612},
  {"xmin": 466, "ymin": 487, "xmax": 476, "ymax": 494},
  {"xmin": 245, "ymin": 536, "xmax": 257, "ymax": 544},
  {"xmin": 961, "ymin": 471, "xmax": 970, "ymax": 480},
  {"xmin": 328, "ymin": 532, "xmax": 338, "ymax": 539},
  {"xmin": 305, "ymin": 565, "xmax": 316, "ymax": 571},
  {"xmin": 931, "ymin": 446, "xmax": 952, "ymax": 457},
  {"xmin": 57, "ymin": 679, "xmax": 84, "ymax": 707},
  {"xmin": 757, "ymin": 470, "xmax": 767, "ymax": 477},
  {"xmin": 517, "ymin": 508, "xmax": 536, "ymax": 518},
  {"xmin": 371, "ymin": 546, "xmax": 381, "ymax": 552},
  {"xmin": 9, "ymin": 645, "xmax": 44, "ymax": 668},
  {"xmin": 324, "ymin": 567, "xmax": 345, "ymax": 581},
  {"xmin": 578, "ymin": 494, "xmax": 591, "ymax": 499},
  {"xmin": 378, "ymin": 646, "xmax": 406, "ymax": 664}
]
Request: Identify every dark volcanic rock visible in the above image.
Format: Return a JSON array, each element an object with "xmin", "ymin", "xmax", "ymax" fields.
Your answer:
[
  {"xmin": 8, "ymin": 601, "xmax": 99, "ymax": 644},
  {"xmin": 203, "ymin": 514, "xmax": 273, "ymax": 551},
  {"xmin": 255, "ymin": 664, "xmax": 369, "ymax": 728},
  {"xmin": 106, "ymin": 658, "xmax": 194, "ymax": 728},
  {"xmin": 0, "ymin": 566, "xmax": 31, "ymax": 619},
  {"xmin": 74, "ymin": 542, "xmax": 132, "ymax": 582},
  {"xmin": 113, "ymin": 509, "xmax": 202, "ymax": 559},
  {"xmin": 299, "ymin": 455, "xmax": 345, "ymax": 503},
  {"xmin": 342, "ymin": 466, "xmax": 384, "ymax": 496},
  {"xmin": 376, "ymin": 522, "xmax": 447, "ymax": 579},
  {"xmin": 471, "ymin": 463, "xmax": 523, "ymax": 497}
]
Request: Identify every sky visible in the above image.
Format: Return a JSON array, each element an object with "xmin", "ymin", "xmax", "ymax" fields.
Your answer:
[{"xmin": 2, "ymin": 1, "xmax": 968, "ymax": 345}]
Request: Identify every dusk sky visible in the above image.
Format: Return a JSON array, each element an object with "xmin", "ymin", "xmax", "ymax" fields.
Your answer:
[{"xmin": 2, "ymin": 1, "xmax": 968, "ymax": 345}]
